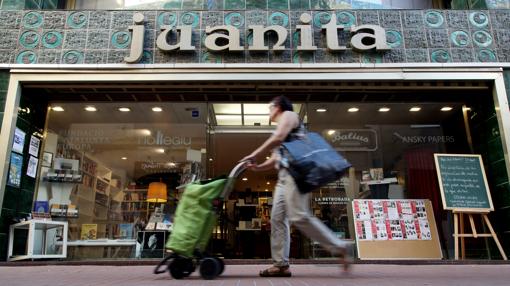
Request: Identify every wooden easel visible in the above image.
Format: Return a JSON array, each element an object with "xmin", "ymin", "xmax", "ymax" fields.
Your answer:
[{"xmin": 453, "ymin": 210, "xmax": 507, "ymax": 260}]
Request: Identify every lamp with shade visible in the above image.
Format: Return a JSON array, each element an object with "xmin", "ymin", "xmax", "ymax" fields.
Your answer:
[{"xmin": 146, "ymin": 181, "xmax": 167, "ymax": 220}]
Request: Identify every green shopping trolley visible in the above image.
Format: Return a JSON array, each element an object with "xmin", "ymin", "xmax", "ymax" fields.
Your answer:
[{"xmin": 154, "ymin": 161, "xmax": 247, "ymax": 280}]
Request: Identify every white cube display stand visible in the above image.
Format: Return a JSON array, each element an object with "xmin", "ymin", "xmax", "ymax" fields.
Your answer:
[{"xmin": 8, "ymin": 220, "xmax": 68, "ymax": 261}]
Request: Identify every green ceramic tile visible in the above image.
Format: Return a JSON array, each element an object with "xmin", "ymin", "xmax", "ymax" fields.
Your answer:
[
  {"xmin": 163, "ymin": 0, "xmax": 183, "ymax": 9},
  {"xmin": 494, "ymin": 183, "xmax": 510, "ymax": 208},
  {"xmin": 311, "ymin": 0, "xmax": 330, "ymax": 9},
  {"xmin": 25, "ymin": 0, "xmax": 42, "ymax": 9},
  {"xmin": 489, "ymin": 160, "xmax": 509, "ymax": 186},
  {"xmin": 183, "ymin": 0, "xmax": 204, "ymax": 9},
  {"xmin": 42, "ymin": 0, "xmax": 59, "ymax": 9},
  {"xmin": 468, "ymin": 0, "xmax": 488, "ymax": 9},
  {"xmin": 487, "ymin": 139, "xmax": 504, "ymax": 163},
  {"xmin": 18, "ymin": 189, "xmax": 35, "ymax": 214},
  {"xmin": 290, "ymin": 0, "xmax": 309, "ymax": 9},
  {"xmin": 1, "ymin": 0, "xmax": 24, "ymax": 10},
  {"xmin": 225, "ymin": 0, "xmax": 245, "ymax": 10},
  {"xmin": 247, "ymin": 0, "xmax": 266, "ymax": 9},
  {"xmin": 268, "ymin": 0, "xmax": 288, "ymax": 9},
  {"xmin": 0, "ymin": 234, "xmax": 6, "ymax": 261},
  {"xmin": 207, "ymin": 0, "xmax": 223, "ymax": 9}
]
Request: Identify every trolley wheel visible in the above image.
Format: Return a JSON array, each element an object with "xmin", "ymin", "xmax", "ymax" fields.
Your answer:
[
  {"xmin": 199, "ymin": 257, "xmax": 220, "ymax": 280},
  {"xmin": 168, "ymin": 257, "xmax": 194, "ymax": 279},
  {"xmin": 213, "ymin": 257, "xmax": 225, "ymax": 276}
]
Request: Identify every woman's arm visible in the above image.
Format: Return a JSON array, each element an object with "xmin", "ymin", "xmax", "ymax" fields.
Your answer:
[{"xmin": 250, "ymin": 155, "xmax": 277, "ymax": 172}]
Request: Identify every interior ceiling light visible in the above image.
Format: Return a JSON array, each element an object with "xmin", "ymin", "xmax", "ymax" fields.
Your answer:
[
  {"xmin": 316, "ymin": 108, "xmax": 327, "ymax": 112},
  {"xmin": 156, "ymin": 148, "xmax": 165, "ymax": 153},
  {"xmin": 152, "ymin": 106, "xmax": 163, "ymax": 112},
  {"xmin": 348, "ymin": 107, "xmax": 359, "ymax": 112},
  {"xmin": 409, "ymin": 107, "xmax": 421, "ymax": 112},
  {"xmin": 378, "ymin": 107, "xmax": 390, "ymax": 112},
  {"xmin": 209, "ymin": 158, "xmax": 213, "ymax": 161},
  {"xmin": 266, "ymin": 182, "xmax": 270, "ymax": 185},
  {"xmin": 118, "ymin": 107, "xmax": 131, "ymax": 112},
  {"xmin": 242, "ymin": 177, "xmax": 248, "ymax": 181},
  {"xmin": 327, "ymin": 130, "xmax": 335, "ymax": 135},
  {"xmin": 441, "ymin": 106, "xmax": 453, "ymax": 111},
  {"xmin": 84, "ymin": 106, "xmax": 97, "ymax": 112},
  {"xmin": 121, "ymin": 157, "xmax": 127, "ymax": 160},
  {"xmin": 51, "ymin": 106, "xmax": 64, "ymax": 112}
]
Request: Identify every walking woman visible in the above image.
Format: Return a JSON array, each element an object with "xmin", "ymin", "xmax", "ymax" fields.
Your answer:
[{"xmin": 240, "ymin": 96, "xmax": 353, "ymax": 277}]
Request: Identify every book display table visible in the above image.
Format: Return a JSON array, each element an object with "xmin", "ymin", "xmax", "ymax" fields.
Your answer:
[{"xmin": 8, "ymin": 220, "xmax": 68, "ymax": 261}]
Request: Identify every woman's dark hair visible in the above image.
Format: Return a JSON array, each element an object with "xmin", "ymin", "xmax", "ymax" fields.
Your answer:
[{"xmin": 270, "ymin": 95, "xmax": 293, "ymax": 112}]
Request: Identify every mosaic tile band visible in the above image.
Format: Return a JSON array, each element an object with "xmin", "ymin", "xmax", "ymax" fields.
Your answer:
[{"xmin": 0, "ymin": 9, "xmax": 509, "ymax": 64}]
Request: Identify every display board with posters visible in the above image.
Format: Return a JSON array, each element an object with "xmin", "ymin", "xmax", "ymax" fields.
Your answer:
[{"xmin": 352, "ymin": 199, "xmax": 442, "ymax": 259}]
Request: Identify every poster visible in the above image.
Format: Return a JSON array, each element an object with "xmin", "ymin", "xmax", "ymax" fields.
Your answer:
[
  {"xmin": 419, "ymin": 219, "xmax": 432, "ymax": 240},
  {"xmin": 374, "ymin": 219, "xmax": 388, "ymax": 240},
  {"xmin": 27, "ymin": 156, "xmax": 38, "ymax": 178},
  {"xmin": 29, "ymin": 136, "xmax": 41, "ymax": 157},
  {"xmin": 12, "ymin": 128, "xmax": 26, "ymax": 154},
  {"xmin": 353, "ymin": 199, "xmax": 433, "ymax": 241},
  {"xmin": 7, "ymin": 152, "xmax": 23, "ymax": 187}
]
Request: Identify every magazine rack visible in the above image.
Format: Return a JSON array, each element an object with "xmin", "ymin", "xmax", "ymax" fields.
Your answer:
[{"xmin": 8, "ymin": 220, "xmax": 68, "ymax": 261}]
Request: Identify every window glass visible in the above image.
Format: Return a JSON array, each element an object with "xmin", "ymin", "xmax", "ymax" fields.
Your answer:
[
  {"xmin": 34, "ymin": 102, "xmax": 207, "ymax": 258},
  {"xmin": 71, "ymin": 0, "xmax": 438, "ymax": 9},
  {"xmin": 1, "ymin": 0, "xmax": 64, "ymax": 10}
]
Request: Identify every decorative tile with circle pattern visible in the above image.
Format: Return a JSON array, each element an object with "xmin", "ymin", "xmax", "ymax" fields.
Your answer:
[{"xmin": 0, "ymin": 8, "xmax": 508, "ymax": 65}]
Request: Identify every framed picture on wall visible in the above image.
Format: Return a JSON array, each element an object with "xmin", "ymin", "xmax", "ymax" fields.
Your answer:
[
  {"xmin": 12, "ymin": 128, "xmax": 26, "ymax": 154},
  {"xmin": 7, "ymin": 152, "xmax": 23, "ymax": 188},
  {"xmin": 42, "ymin": 152, "xmax": 53, "ymax": 167}
]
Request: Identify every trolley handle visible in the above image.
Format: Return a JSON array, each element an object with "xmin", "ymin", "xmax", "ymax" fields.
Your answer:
[{"xmin": 219, "ymin": 161, "xmax": 249, "ymax": 199}]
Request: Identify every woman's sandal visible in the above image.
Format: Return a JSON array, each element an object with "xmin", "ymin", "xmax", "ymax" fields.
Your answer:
[{"xmin": 259, "ymin": 266, "xmax": 292, "ymax": 277}]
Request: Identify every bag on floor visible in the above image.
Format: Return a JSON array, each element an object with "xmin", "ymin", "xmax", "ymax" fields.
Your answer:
[{"xmin": 280, "ymin": 131, "xmax": 351, "ymax": 193}]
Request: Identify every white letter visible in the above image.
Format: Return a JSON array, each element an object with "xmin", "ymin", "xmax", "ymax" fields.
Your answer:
[{"xmin": 204, "ymin": 25, "xmax": 243, "ymax": 51}]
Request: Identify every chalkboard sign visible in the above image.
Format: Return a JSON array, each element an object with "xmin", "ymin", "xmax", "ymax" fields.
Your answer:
[{"xmin": 434, "ymin": 154, "xmax": 493, "ymax": 212}]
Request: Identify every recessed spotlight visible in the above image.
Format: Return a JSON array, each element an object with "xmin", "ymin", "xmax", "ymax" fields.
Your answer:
[
  {"xmin": 242, "ymin": 177, "xmax": 248, "ymax": 181},
  {"xmin": 209, "ymin": 158, "xmax": 213, "ymax": 161},
  {"xmin": 348, "ymin": 107, "xmax": 359, "ymax": 112},
  {"xmin": 327, "ymin": 130, "xmax": 335, "ymax": 135},
  {"xmin": 378, "ymin": 107, "xmax": 390, "ymax": 112},
  {"xmin": 441, "ymin": 106, "xmax": 453, "ymax": 112},
  {"xmin": 121, "ymin": 157, "xmax": 127, "ymax": 160},
  {"xmin": 156, "ymin": 148, "xmax": 165, "ymax": 153},
  {"xmin": 316, "ymin": 108, "xmax": 327, "ymax": 112},
  {"xmin": 152, "ymin": 107, "xmax": 163, "ymax": 112},
  {"xmin": 118, "ymin": 107, "xmax": 131, "ymax": 112},
  {"xmin": 266, "ymin": 156, "xmax": 270, "ymax": 160},
  {"xmin": 266, "ymin": 182, "xmax": 270, "ymax": 185},
  {"xmin": 409, "ymin": 107, "xmax": 421, "ymax": 112},
  {"xmin": 265, "ymin": 189, "xmax": 269, "ymax": 192},
  {"xmin": 51, "ymin": 106, "xmax": 64, "ymax": 112},
  {"xmin": 84, "ymin": 106, "xmax": 97, "ymax": 112}
]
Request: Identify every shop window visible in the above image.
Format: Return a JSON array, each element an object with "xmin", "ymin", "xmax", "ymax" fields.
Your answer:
[{"xmin": 32, "ymin": 102, "xmax": 207, "ymax": 259}]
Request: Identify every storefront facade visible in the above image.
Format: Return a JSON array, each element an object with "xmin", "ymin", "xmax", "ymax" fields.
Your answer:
[{"xmin": 1, "ymin": 0, "xmax": 510, "ymax": 261}]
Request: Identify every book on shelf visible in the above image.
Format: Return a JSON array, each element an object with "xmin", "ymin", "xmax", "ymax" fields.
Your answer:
[
  {"xmin": 80, "ymin": 224, "xmax": 98, "ymax": 240},
  {"xmin": 119, "ymin": 223, "xmax": 134, "ymax": 239}
]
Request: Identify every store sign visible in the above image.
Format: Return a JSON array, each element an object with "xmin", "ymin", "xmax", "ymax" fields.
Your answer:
[
  {"xmin": 125, "ymin": 12, "xmax": 390, "ymax": 63},
  {"xmin": 323, "ymin": 129, "xmax": 377, "ymax": 151},
  {"xmin": 393, "ymin": 132, "xmax": 455, "ymax": 144},
  {"xmin": 139, "ymin": 130, "xmax": 192, "ymax": 146},
  {"xmin": 314, "ymin": 196, "xmax": 350, "ymax": 205}
]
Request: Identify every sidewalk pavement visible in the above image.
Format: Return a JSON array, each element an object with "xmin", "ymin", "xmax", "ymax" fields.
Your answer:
[{"xmin": 1, "ymin": 263, "xmax": 510, "ymax": 286}]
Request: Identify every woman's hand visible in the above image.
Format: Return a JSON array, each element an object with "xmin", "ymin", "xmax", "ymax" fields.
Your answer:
[{"xmin": 240, "ymin": 153, "xmax": 256, "ymax": 164}]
